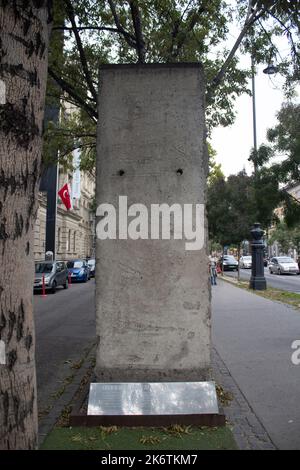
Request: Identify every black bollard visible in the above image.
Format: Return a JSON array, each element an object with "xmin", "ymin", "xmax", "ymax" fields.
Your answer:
[{"xmin": 249, "ymin": 223, "xmax": 267, "ymax": 290}]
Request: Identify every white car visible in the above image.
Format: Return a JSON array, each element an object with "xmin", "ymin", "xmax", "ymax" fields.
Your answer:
[
  {"xmin": 239, "ymin": 255, "xmax": 252, "ymax": 269},
  {"xmin": 269, "ymin": 256, "xmax": 299, "ymax": 275}
]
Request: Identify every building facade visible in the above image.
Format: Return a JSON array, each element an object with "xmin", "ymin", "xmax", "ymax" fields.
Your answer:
[{"xmin": 34, "ymin": 168, "xmax": 95, "ymax": 261}]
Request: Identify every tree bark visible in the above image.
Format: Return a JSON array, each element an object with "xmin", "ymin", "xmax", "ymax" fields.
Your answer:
[{"xmin": 0, "ymin": 0, "xmax": 52, "ymax": 450}]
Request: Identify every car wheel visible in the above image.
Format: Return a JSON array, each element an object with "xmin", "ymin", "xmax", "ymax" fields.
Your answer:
[{"xmin": 51, "ymin": 281, "xmax": 57, "ymax": 294}]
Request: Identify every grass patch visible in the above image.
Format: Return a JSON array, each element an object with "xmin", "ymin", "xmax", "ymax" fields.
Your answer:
[
  {"xmin": 40, "ymin": 425, "xmax": 237, "ymax": 450},
  {"xmin": 222, "ymin": 275, "xmax": 300, "ymax": 309},
  {"xmin": 254, "ymin": 288, "xmax": 300, "ymax": 308}
]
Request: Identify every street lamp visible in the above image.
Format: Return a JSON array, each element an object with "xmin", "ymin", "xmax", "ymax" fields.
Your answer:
[
  {"xmin": 249, "ymin": 59, "xmax": 277, "ymax": 290},
  {"xmin": 249, "ymin": 223, "xmax": 267, "ymax": 290},
  {"xmin": 251, "ymin": 56, "xmax": 258, "ymax": 169},
  {"xmin": 251, "ymin": 58, "xmax": 278, "ymax": 171},
  {"xmin": 263, "ymin": 63, "xmax": 278, "ymax": 75}
]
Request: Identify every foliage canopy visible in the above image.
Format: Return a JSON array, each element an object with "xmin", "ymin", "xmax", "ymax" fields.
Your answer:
[{"xmin": 46, "ymin": 0, "xmax": 300, "ymax": 173}]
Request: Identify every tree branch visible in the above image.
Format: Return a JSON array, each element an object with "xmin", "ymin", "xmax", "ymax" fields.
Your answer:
[
  {"xmin": 59, "ymin": 141, "xmax": 96, "ymax": 161},
  {"xmin": 49, "ymin": 129, "xmax": 96, "ymax": 138},
  {"xmin": 207, "ymin": 1, "xmax": 266, "ymax": 102},
  {"xmin": 108, "ymin": 0, "xmax": 137, "ymax": 48},
  {"xmin": 48, "ymin": 67, "xmax": 98, "ymax": 121},
  {"xmin": 180, "ymin": 0, "xmax": 195, "ymax": 22},
  {"xmin": 169, "ymin": 9, "xmax": 200, "ymax": 60},
  {"xmin": 64, "ymin": 0, "xmax": 98, "ymax": 103},
  {"xmin": 266, "ymin": 10, "xmax": 299, "ymax": 62},
  {"xmin": 128, "ymin": 0, "xmax": 146, "ymax": 63},
  {"xmin": 52, "ymin": 25, "xmax": 120, "ymax": 33},
  {"xmin": 257, "ymin": 17, "xmax": 284, "ymax": 63}
]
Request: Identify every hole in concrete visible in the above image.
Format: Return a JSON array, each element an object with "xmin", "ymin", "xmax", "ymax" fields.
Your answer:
[
  {"xmin": 119, "ymin": 170, "xmax": 125, "ymax": 176},
  {"xmin": 177, "ymin": 168, "xmax": 183, "ymax": 175}
]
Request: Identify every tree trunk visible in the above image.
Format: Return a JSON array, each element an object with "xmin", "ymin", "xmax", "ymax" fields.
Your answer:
[{"xmin": 0, "ymin": 1, "xmax": 52, "ymax": 450}]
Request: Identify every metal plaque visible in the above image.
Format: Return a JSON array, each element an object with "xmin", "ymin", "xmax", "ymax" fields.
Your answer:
[{"xmin": 87, "ymin": 382, "xmax": 219, "ymax": 416}]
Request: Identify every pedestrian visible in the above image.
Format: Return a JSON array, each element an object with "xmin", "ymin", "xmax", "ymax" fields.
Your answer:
[{"xmin": 209, "ymin": 259, "xmax": 217, "ymax": 286}]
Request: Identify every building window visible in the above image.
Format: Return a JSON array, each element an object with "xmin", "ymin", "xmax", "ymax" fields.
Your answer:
[{"xmin": 73, "ymin": 231, "xmax": 76, "ymax": 253}]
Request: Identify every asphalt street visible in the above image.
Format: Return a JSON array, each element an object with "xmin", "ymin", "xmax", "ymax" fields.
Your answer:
[
  {"xmin": 226, "ymin": 267, "xmax": 300, "ymax": 293},
  {"xmin": 34, "ymin": 279, "xmax": 96, "ymax": 418},
  {"xmin": 212, "ymin": 280, "xmax": 300, "ymax": 450}
]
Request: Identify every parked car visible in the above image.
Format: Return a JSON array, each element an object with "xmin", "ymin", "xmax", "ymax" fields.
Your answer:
[
  {"xmin": 269, "ymin": 256, "xmax": 299, "ymax": 275},
  {"xmin": 218, "ymin": 255, "xmax": 238, "ymax": 271},
  {"xmin": 34, "ymin": 260, "xmax": 68, "ymax": 293},
  {"xmin": 87, "ymin": 258, "xmax": 95, "ymax": 278},
  {"xmin": 67, "ymin": 259, "xmax": 90, "ymax": 282},
  {"xmin": 239, "ymin": 255, "xmax": 252, "ymax": 269}
]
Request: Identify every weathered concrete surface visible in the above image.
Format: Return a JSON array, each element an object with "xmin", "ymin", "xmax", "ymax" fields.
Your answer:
[{"xmin": 95, "ymin": 64, "xmax": 210, "ymax": 382}]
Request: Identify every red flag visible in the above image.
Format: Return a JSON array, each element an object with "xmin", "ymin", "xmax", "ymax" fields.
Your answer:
[{"xmin": 58, "ymin": 183, "xmax": 72, "ymax": 210}]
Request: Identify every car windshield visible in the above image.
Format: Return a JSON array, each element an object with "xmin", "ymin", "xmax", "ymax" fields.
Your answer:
[
  {"xmin": 35, "ymin": 263, "xmax": 53, "ymax": 273},
  {"xmin": 67, "ymin": 261, "xmax": 84, "ymax": 268},
  {"xmin": 278, "ymin": 257, "xmax": 294, "ymax": 263},
  {"xmin": 243, "ymin": 256, "xmax": 252, "ymax": 260},
  {"xmin": 224, "ymin": 256, "xmax": 236, "ymax": 261}
]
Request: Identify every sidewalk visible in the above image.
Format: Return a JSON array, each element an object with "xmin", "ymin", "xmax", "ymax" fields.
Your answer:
[{"xmin": 212, "ymin": 279, "xmax": 300, "ymax": 449}]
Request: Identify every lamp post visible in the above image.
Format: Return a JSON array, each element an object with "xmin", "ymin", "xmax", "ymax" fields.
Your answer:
[
  {"xmin": 251, "ymin": 58, "xmax": 278, "ymax": 174},
  {"xmin": 249, "ymin": 223, "xmax": 267, "ymax": 290},
  {"xmin": 249, "ymin": 60, "xmax": 277, "ymax": 290},
  {"xmin": 251, "ymin": 56, "xmax": 258, "ymax": 175}
]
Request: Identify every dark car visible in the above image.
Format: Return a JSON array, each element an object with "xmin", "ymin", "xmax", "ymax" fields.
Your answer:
[
  {"xmin": 34, "ymin": 260, "xmax": 68, "ymax": 293},
  {"xmin": 67, "ymin": 259, "xmax": 90, "ymax": 282},
  {"xmin": 87, "ymin": 258, "xmax": 95, "ymax": 278},
  {"xmin": 218, "ymin": 255, "xmax": 238, "ymax": 271}
]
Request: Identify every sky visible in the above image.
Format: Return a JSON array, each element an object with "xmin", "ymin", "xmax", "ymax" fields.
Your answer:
[
  {"xmin": 209, "ymin": 3, "xmax": 299, "ymax": 179},
  {"xmin": 210, "ymin": 62, "xmax": 292, "ymax": 177}
]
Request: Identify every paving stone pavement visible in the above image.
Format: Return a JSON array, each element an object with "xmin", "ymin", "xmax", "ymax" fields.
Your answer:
[{"xmin": 212, "ymin": 347, "xmax": 276, "ymax": 450}]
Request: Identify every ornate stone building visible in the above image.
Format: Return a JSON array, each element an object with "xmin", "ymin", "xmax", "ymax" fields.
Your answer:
[{"xmin": 34, "ymin": 168, "xmax": 95, "ymax": 261}]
